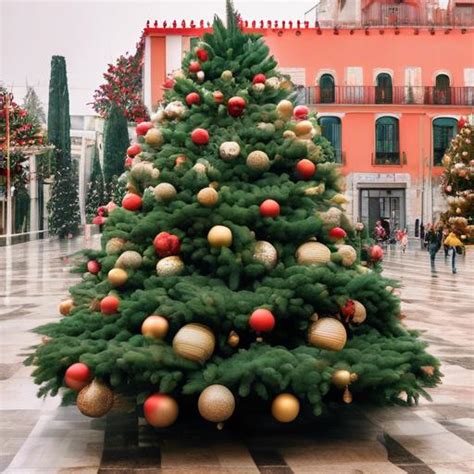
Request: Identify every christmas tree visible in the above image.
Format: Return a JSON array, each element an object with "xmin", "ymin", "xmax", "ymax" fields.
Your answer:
[
  {"xmin": 23, "ymin": 85, "xmax": 46, "ymax": 124},
  {"xmin": 85, "ymin": 146, "xmax": 106, "ymax": 223},
  {"xmin": 27, "ymin": 5, "xmax": 440, "ymax": 427},
  {"xmin": 441, "ymin": 119, "xmax": 474, "ymax": 242}
]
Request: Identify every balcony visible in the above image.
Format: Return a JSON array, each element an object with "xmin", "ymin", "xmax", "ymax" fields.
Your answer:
[{"xmin": 304, "ymin": 86, "xmax": 474, "ymax": 106}]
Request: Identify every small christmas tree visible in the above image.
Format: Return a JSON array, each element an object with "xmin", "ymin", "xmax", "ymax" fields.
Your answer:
[
  {"xmin": 441, "ymin": 118, "xmax": 474, "ymax": 242},
  {"xmin": 85, "ymin": 146, "xmax": 106, "ymax": 223},
  {"xmin": 23, "ymin": 85, "xmax": 46, "ymax": 124}
]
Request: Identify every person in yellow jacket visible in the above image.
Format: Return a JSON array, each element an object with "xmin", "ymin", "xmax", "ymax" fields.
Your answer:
[{"xmin": 444, "ymin": 229, "xmax": 463, "ymax": 274}]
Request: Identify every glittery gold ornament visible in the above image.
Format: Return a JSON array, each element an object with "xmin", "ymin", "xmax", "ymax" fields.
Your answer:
[
  {"xmin": 193, "ymin": 163, "xmax": 207, "ymax": 174},
  {"xmin": 271, "ymin": 393, "xmax": 300, "ymax": 423},
  {"xmin": 296, "ymin": 242, "xmax": 331, "ymax": 265},
  {"xmin": 219, "ymin": 141, "xmax": 241, "ymax": 161},
  {"xmin": 257, "ymin": 122, "xmax": 276, "ymax": 133},
  {"xmin": 115, "ymin": 250, "xmax": 142, "ymax": 270},
  {"xmin": 304, "ymin": 183, "xmax": 325, "ymax": 196},
  {"xmin": 144, "ymin": 128, "xmax": 164, "ymax": 147},
  {"xmin": 198, "ymin": 385, "xmax": 235, "ymax": 425},
  {"xmin": 141, "ymin": 315, "xmax": 169, "ymax": 339},
  {"xmin": 253, "ymin": 241, "xmax": 278, "ymax": 269},
  {"xmin": 283, "ymin": 130, "xmax": 296, "ymax": 140},
  {"xmin": 154, "ymin": 183, "xmax": 177, "ymax": 202},
  {"xmin": 106, "ymin": 237, "xmax": 125, "ymax": 255},
  {"xmin": 77, "ymin": 379, "xmax": 114, "ymax": 418},
  {"xmin": 227, "ymin": 330, "xmax": 240, "ymax": 347},
  {"xmin": 277, "ymin": 100, "xmax": 293, "ymax": 119},
  {"xmin": 156, "ymin": 256, "xmax": 184, "ymax": 276},
  {"xmin": 246, "ymin": 151, "xmax": 270, "ymax": 172},
  {"xmin": 208, "ymin": 225, "xmax": 232, "ymax": 248},
  {"xmin": 352, "ymin": 300, "xmax": 367, "ymax": 324},
  {"xmin": 337, "ymin": 245, "xmax": 357, "ymax": 267},
  {"xmin": 265, "ymin": 77, "xmax": 280, "ymax": 90},
  {"xmin": 107, "ymin": 268, "xmax": 128, "ymax": 287},
  {"xmin": 308, "ymin": 318, "xmax": 347, "ymax": 351},
  {"xmin": 172, "ymin": 323, "xmax": 215, "ymax": 363},
  {"xmin": 197, "ymin": 187, "xmax": 219, "ymax": 207},
  {"xmin": 59, "ymin": 298, "xmax": 74, "ymax": 316},
  {"xmin": 130, "ymin": 162, "xmax": 160, "ymax": 183},
  {"xmin": 221, "ymin": 70, "xmax": 233, "ymax": 81}
]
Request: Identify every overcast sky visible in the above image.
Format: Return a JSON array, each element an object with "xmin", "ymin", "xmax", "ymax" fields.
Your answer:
[{"xmin": 0, "ymin": 0, "xmax": 316, "ymax": 117}]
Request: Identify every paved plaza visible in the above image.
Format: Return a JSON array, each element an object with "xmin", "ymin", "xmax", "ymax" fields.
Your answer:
[{"xmin": 0, "ymin": 236, "xmax": 473, "ymax": 473}]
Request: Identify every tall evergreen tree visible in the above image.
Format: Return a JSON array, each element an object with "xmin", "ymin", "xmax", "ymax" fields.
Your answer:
[
  {"xmin": 85, "ymin": 146, "xmax": 106, "ymax": 222},
  {"xmin": 23, "ymin": 85, "xmax": 46, "ymax": 124}
]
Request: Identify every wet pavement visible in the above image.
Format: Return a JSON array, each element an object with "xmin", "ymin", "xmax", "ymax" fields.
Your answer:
[{"xmin": 0, "ymin": 236, "xmax": 473, "ymax": 473}]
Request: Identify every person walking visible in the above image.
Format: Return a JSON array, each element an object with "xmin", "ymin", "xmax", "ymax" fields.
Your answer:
[
  {"xmin": 444, "ymin": 228, "xmax": 463, "ymax": 274},
  {"xmin": 425, "ymin": 224, "xmax": 441, "ymax": 268},
  {"xmin": 374, "ymin": 220, "xmax": 386, "ymax": 245},
  {"xmin": 400, "ymin": 228, "xmax": 408, "ymax": 253}
]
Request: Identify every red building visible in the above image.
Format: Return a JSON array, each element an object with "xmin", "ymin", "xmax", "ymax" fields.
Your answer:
[{"xmin": 141, "ymin": 0, "xmax": 474, "ymax": 233}]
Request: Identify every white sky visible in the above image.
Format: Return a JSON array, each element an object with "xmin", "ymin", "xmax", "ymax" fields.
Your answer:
[{"xmin": 0, "ymin": 0, "xmax": 316, "ymax": 116}]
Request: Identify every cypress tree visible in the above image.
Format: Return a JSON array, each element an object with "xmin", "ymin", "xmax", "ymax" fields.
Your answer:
[
  {"xmin": 23, "ymin": 85, "xmax": 46, "ymax": 124},
  {"xmin": 85, "ymin": 146, "xmax": 106, "ymax": 222}
]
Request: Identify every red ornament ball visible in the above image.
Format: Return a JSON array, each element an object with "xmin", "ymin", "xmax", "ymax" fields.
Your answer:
[
  {"xmin": 87, "ymin": 260, "xmax": 101, "ymax": 274},
  {"xmin": 458, "ymin": 117, "xmax": 467, "ymax": 130},
  {"xmin": 122, "ymin": 193, "xmax": 142, "ymax": 211},
  {"xmin": 64, "ymin": 363, "xmax": 92, "ymax": 391},
  {"xmin": 186, "ymin": 92, "xmax": 201, "ymax": 106},
  {"xmin": 143, "ymin": 393, "xmax": 179, "ymax": 428},
  {"xmin": 136, "ymin": 121, "xmax": 153, "ymax": 136},
  {"xmin": 127, "ymin": 143, "xmax": 141, "ymax": 157},
  {"xmin": 188, "ymin": 61, "xmax": 201, "ymax": 73},
  {"xmin": 153, "ymin": 232, "xmax": 181, "ymax": 257},
  {"xmin": 191, "ymin": 128, "xmax": 210, "ymax": 145},
  {"xmin": 227, "ymin": 96, "xmax": 246, "ymax": 117},
  {"xmin": 124, "ymin": 157, "xmax": 133, "ymax": 169},
  {"xmin": 329, "ymin": 227, "xmax": 347, "ymax": 239},
  {"xmin": 196, "ymin": 48, "xmax": 208, "ymax": 62},
  {"xmin": 252, "ymin": 73, "xmax": 266, "ymax": 84},
  {"xmin": 100, "ymin": 295, "xmax": 120, "ymax": 315},
  {"xmin": 249, "ymin": 309, "xmax": 275, "ymax": 332},
  {"xmin": 92, "ymin": 215, "xmax": 106, "ymax": 225},
  {"xmin": 163, "ymin": 77, "xmax": 175, "ymax": 89},
  {"xmin": 370, "ymin": 245, "xmax": 384, "ymax": 261},
  {"xmin": 293, "ymin": 105, "xmax": 309, "ymax": 120},
  {"xmin": 213, "ymin": 91, "xmax": 224, "ymax": 104},
  {"xmin": 260, "ymin": 199, "xmax": 280, "ymax": 218},
  {"xmin": 296, "ymin": 159, "xmax": 316, "ymax": 180}
]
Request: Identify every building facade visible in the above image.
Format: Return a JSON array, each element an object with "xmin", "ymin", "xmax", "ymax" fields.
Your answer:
[{"xmin": 142, "ymin": 0, "xmax": 474, "ymax": 234}]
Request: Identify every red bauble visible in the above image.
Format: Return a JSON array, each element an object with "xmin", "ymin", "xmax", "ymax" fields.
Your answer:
[
  {"xmin": 92, "ymin": 215, "xmax": 106, "ymax": 225},
  {"xmin": 100, "ymin": 295, "xmax": 120, "ymax": 315},
  {"xmin": 191, "ymin": 128, "xmax": 210, "ymax": 145},
  {"xmin": 296, "ymin": 159, "xmax": 316, "ymax": 180},
  {"xmin": 370, "ymin": 245, "xmax": 384, "ymax": 261},
  {"xmin": 252, "ymin": 73, "xmax": 266, "ymax": 84},
  {"xmin": 188, "ymin": 61, "xmax": 201, "ymax": 73},
  {"xmin": 127, "ymin": 143, "xmax": 141, "ymax": 157},
  {"xmin": 153, "ymin": 232, "xmax": 181, "ymax": 257},
  {"xmin": 124, "ymin": 157, "xmax": 133, "ymax": 169},
  {"xmin": 196, "ymin": 48, "xmax": 208, "ymax": 62},
  {"xmin": 163, "ymin": 77, "xmax": 175, "ymax": 89},
  {"xmin": 227, "ymin": 96, "xmax": 246, "ymax": 117},
  {"xmin": 260, "ymin": 199, "xmax": 280, "ymax": 218},
  {"xmin": 341, "ymin": 299, "xmax": 355, "ymax": 320},
  {"xmin": 186, "ymin": 92, "xmax": 201, "ymax": 106},
  {"xmin": 87, "ymin": 260, "xmax": 101, "ymax": 274},
  {"xmin": 64, "ymin": 363, "xmax": 92, "ymax": 391},
  {"xmin": 136, "ymin": 121, "xmax": 153, "ymax": 136},
  {"xmin": 143, "ymin": 393, "xmax": 179, "ymax": 428},
  {"xmin": 213, "ymin": 91, "xmax": 224, "ymax": 104},
  {"xmin": 329, "ymin": 227, "xmax": 347, "ymax": 239},
  {"xmin": 249, "ymin": 309, "xmax": 275, "ymax": 332},
  {"xmin": 458, "ymin": 117, "xmax": 467, "ymax": 130},
  {"xmin": 122, "ymin": 193, "xmax": 142, "ymax": 211},
  {"xmin": 293, "ymin": 105, "xmax": 309, "ymax": 120}
]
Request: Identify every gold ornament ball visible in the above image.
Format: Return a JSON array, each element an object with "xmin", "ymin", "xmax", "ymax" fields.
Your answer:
[
  {"xmin": 172, "ymin": 323, "xmax": 215, "ymax": 363},
  {"xmin": 108, "ymin": 268, "xmax": 128, "ymax": 287},
  {"xmin": 154, "ymin": 183, "xmax": 177, "ymax": 202},
  {"xmin": 156, "ymin": 256, "xmax": 185, "ymax": 277},
  {"xmin": 221, "ymin": 70, "xmax": 233, "ymax": 80},
  {"xmin": 276, "ymin": 100, "xmax": 293, "ymax": 119},
  {"xmin": 283, "ymin": 130, "xmax": 296, "ymax": 140},
  {"xmin": 59, "ymin": 298, "xmax": 74, "ymax": 316},
  {"xmin": 308, "ymin": 318, "xmax": 347, "ymax": 351},
  {"xmin": 331, "ymin": 193, "xmax": 348, "ymax": 205},
  {"xmin": 141, "ymin": 315, "xmax": 169, "ymax": 340},
  {"xmin": 144, "ymin": 128, "xmax": 164, "ymax": 147},
  {"xmin": 246, "ymin": 151, "xmax": 270, "ymax": 172},
  {"xmin": 271, "ymin": 393, "xmax": 300, "ymax": 423},
  {"xmin": 219, "ymin": 141, "xmax": 241, "ymax": 161},
  {"xmin": 294, "ymin": 120, "xmax": 314, "ymax": 137},
  {"xmin": 77, "ymin": 379, "xmax": 114, "ymax": 418},
  {"xmin": 115, "ymin": 250, "xmax": 142, "ymax": 270},
  {"xmin": 227, "ymin": 330, "xmax": 240, "ymax": 347},
  {"xmin": 126, "ymin": 183, "xmax": 140, "ymax": 195},
  {"xmin": 198, "ymin": 384, "xmax": 236, "ymax": 423},
  {"xmin": 106, "ymin": 237, "xmax": 125, "ymax": 255},
  {"xmin": 337, "ymin": 245, "xmax": 357, "ymax": 267},
  {"xmin": 197, "ymin": 187, "xmax": 219, "ymax": 207},
  {"xmin": 332, "ymin": 369, "xmax": 351, "ymax": 388},
  {"xmin": 296, "ymin": 242, "xmax": 331, "ymax": 265},
  {"xmin": 252, "ymin": 83, "xmax": 265, "ymax": 93},
  {"xmin": 208, "ymin": 225, "xmax": 232, "ymax": 248},
  {"xmin": 253, "ymin": 241, "xmax": 278, "ymax": 269},
  {"xmin": 352, "ymin": 300, "xmax": 367, "ymax": 324}
]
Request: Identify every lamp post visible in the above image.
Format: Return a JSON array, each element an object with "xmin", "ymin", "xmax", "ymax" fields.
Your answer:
[{"xmin": 1, "ymin": 91, "xmax": 13, "ymax": 245}]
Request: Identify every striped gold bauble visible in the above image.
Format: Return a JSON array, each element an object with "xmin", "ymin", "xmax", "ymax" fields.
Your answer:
[
  {"xmin": 337, "ymin": 245, "xmax": 357, "ymax": 267},
  {"xmin": 308, "ymin": 317, "xmax": 347, "ymax": 351},
  {"xmin": 172, "ymin": 323, "xmax": 215, "ymax": 363},
  {"xmin": 352, "ymin": 300, "xmax": 367, "ymax": 324},
  {"xmin": 296, "ymin": 242, "xmax": 331, "ymax": 265}
]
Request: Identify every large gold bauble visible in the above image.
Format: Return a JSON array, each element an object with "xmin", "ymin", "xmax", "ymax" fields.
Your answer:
[
  {"xmin": 352, "ymin": 300, "xmax": 367, "ymax": 324},
  {"xmin": 154, "ymin": 183, "xmax": 177, "ymax": 202},
  {"xmin": 172, "ymin": 323, "xmax": 215, "ymax": 363},
  {"xmin": 197, "ymin": 187, "xmax": 219, "ymax": 207},
  {"xmin": 253, "ymin": 241, "xmax": 278, "ymax": 269},
  {"xmin": 208, "ymin": 225, "xmax": 232, "ymax": 248},
  {"xmin": 294, "ymin": 120, "xmax": 314, "ymax": 137},
  {"xmin": 108, "ymin": 268, "xmax": 128, "ymax": 287},
  {"xmin": 156, "ymin": 256, "xmax": 184, "ymax": 277},
  {"xmin": 77, "ymin": 379, "xmax": 114, "ymax": 418},
  {"xmin": 246, "ymin": 151, "xmax": 270, "ymax": 172},
  {"xmin": 141, "ymin": 315, "xmax": 169, "ymax": 339},
  {"xmin": 106, "ymin": 237, "xmax": 125, "ymax": 255},
  {"xmin": 219, "ymin": 141, "xmax": 241, "ymax": 161},
  {"xmin": 332, "ymin": 369, "xmax": 351, "ymax": 388},
  {"xmin": 337, "ymin": 245, "xmax": 357, "ymax": 267},
  {"xmin": 115, "ymin": 250, "xmax": 142, "ymax": 270},
  {"xmin": 276, "ymin": 100, "xmax": 293, "ymax": 119},
  {"xmin": 271, "ymin": 393, "xmax": 300, "ymax": 423},
  {"xmin": 130, "ymin": 162, "xmax": 160, "ymax": 182},
  {"xmin": 144, "ymin": 128, "xmax": 164, "ymax": 147},
  {"xmin": 59, "ymin": 298, "xmax": 74, "ymax": 316},
  {"xmin": 198, "ymin": 384, "xmax": 235, "ymax": 423},
  {"xmin": 296, "ymin": 242, "xmax": 331, "ymax": 265},
  {"xmin": 308, "ymin": 318, "xmax": 347, "ymax": 351}
]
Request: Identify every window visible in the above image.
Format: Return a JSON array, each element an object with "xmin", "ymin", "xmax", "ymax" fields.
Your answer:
[
  {"xmin": 434, "ymin": 74, "xmax": 451, "ymax": 105},
  {"xmin": 375, "ymin": 116, "xmax": 399, "ymax": 164},
  {"xmin": 433, "ymin": 118, "xmax": 457, "ymax": 166},
  {"xmin": 319, "ymin": 74, "xmax": 335, "ymax": 103},
  {"xmin": 375, "ymin": 73, "xmax": 393, "ymax": 104},
  {"xmin": 320, "ymin": 116, "xmax": 342, "ymax": 163}
]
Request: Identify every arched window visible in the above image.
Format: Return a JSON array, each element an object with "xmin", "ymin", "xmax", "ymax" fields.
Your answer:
[
  {"xmin": 319, "ymin": 74, "xmax": 335, "ymax": 103},
  {"xmin": 320, "ymin": 116, "xmax": 342, "ymax": 163},
  {"xmin": 434, "ymin": 74, "xmax": 451, "ymax": 105},
  {"xmin": 433, "ymin": 118, "xmax": 457, "ymax": 166},
  {"xmin": 375, "ymin": 73, "xmax": 393, "ymax": 104},
  {"xmin": 375, "ymin": 116, "xmax": 399, "ymax": 164}
]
